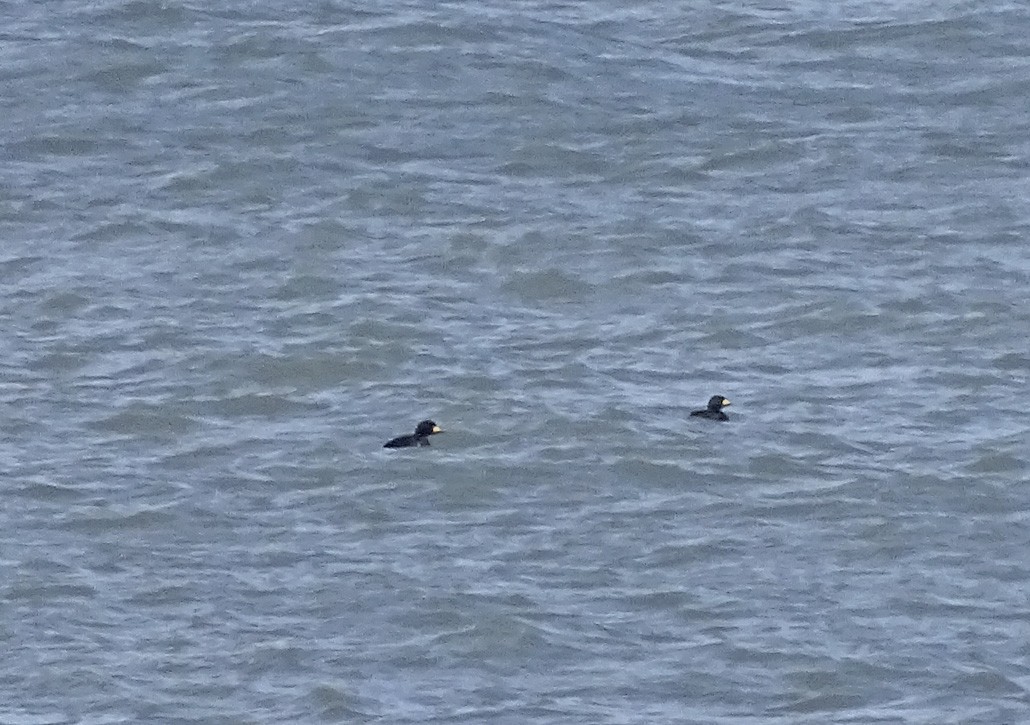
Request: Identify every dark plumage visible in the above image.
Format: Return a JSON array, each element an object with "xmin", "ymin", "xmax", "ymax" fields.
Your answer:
[
  {"xmin": 383, "ymin": 419, "xmax": 443, "ymax": 448},
  {"xmin": 690, "ymin": 395, "xmax": 731, "ymax": 421}
]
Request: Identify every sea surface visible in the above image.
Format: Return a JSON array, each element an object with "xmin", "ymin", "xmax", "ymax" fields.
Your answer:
[{"xmin": 2, "ymin": 1, "xmax": 1029, "ymax": 722}]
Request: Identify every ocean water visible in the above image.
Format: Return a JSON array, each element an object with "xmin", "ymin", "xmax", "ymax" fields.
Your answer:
[{"xmin": 2, "ymin": 1, "xmax": 1029, "ymax": 722}]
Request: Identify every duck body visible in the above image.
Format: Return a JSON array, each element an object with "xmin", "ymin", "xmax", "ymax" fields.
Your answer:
[
  {"xmin": 690, "ymin": 395, "xmax": 731, "ymax": 421},
  {"xmin": 384, "ymin": 419, "xmax": 442, "ymax": 448}
]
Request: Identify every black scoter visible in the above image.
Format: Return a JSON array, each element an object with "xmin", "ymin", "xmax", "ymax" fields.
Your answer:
[
  {"xmin": 383, "ymin": 419, "xmax": 443, "ymax": 448},
  {"xmin": 690, "ymin": 395, "xmax": 731, "ymax": 421}
]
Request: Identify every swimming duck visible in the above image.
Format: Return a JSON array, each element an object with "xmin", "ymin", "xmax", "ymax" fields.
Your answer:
[
  {"xmin": 383, "ymin": 419, "xmax": 443, "ymax": 448},
  {"xmin": 690, "ymin": 395, "xmax": 731, "ymax": 421}
]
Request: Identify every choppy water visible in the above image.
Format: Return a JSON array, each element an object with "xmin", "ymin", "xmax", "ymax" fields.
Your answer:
[{"xmin": 3, "ymin": 1, "xmax": 1029, "ymax": 722}]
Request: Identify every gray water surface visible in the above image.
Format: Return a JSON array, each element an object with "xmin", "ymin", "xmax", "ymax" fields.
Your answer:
[{"xmin": 3, "ymin": 1, "xmax": 1029, "ymax": 723}]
